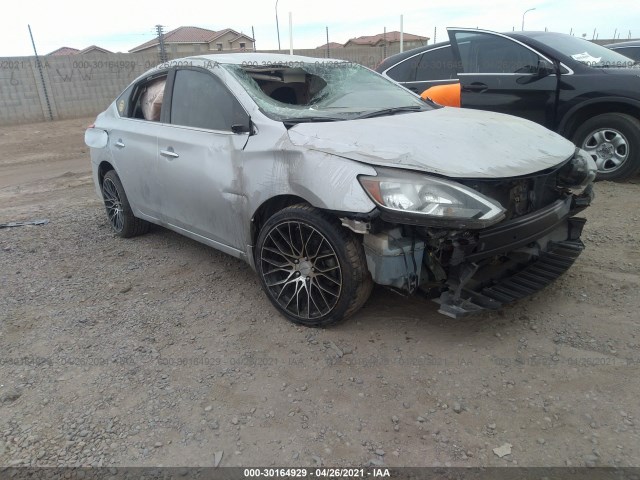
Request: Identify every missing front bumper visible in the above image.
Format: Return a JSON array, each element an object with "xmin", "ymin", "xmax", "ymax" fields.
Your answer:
[
  {"xmin": 359, "ymin": 186, "xmax": 592, "ymax": 317},
  {"xmin": 436, "ymin": 217, "xmax": 586, "ymax": 318}
]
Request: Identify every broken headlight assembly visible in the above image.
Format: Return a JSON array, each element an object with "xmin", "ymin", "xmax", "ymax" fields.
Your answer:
[
  {"xmin": 359, "ymin": 168, "xmax": 506, "ymax": 228},
  {"xmin": 557, "ymin": 148, "xmax": 597, "ymax": 190}
]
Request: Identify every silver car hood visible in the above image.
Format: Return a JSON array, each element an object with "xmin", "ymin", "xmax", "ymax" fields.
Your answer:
[{"xmin": 287, "ymin": 108, "xmax": 576, "ymax": 178}]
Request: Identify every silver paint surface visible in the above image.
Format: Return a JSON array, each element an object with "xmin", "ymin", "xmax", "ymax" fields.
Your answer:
[{"xmin": 288, "ymin": 107, "xmax": 576, "ymax": 178}]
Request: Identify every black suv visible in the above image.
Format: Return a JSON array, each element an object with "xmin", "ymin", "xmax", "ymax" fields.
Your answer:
[
  {"xmin": 377, "ymin": 29, "xmax": 640, "ymax": 181},
  {"xmin": 606, "ymin": 40, "xmax": 640, "ymax": 62}
]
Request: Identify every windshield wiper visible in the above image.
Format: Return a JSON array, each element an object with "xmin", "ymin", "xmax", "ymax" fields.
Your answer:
[
  {"xmin": 282, "ymin": 116, "xmax": 344, "ymax": 127},
  {"xmin": 355, "ymin": 105, "xmax": 424, "ymax": 119}
]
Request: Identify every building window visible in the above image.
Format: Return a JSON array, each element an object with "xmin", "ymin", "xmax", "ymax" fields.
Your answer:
[
  {"xmin": 216, "ymin": 43, "xmax": 223, "ymax": 51},
  {"xmin": 240, "ymin": 42, "xmax": 246, "ymax": 50}
]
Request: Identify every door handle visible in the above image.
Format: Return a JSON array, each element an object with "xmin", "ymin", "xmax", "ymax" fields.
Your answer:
[
  {"xmin": 465, "ymin": 82, "xmax": 489, "ymax": 93},
  {"xmin": 115, "ymin": 140, "xmax": 125, "ymax": 148},
  {"xmin": 160, "ymin": 148, "xmax": 179, "ymax": 159}
]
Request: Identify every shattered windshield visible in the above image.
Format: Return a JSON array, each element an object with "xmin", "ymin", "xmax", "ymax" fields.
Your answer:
[
  {"xmin": 535, "ymin": 34, "xmax": 636, "ymax": 68},
  {"xmin": 223, "ymin": 61, "xmax": 430, "ymax": 122}
]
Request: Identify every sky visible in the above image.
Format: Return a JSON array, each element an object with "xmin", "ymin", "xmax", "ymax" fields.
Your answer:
[{"xmin": 3, "ymin": 0, "xmax": 639, "ymax": 56}]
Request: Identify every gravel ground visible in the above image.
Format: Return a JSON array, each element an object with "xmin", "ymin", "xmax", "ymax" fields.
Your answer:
[{"xmin": 1, "ymin": 118, "xmax": 639, "ymax": 468}]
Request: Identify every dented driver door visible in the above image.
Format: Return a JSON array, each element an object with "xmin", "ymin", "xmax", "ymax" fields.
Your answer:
[{"xmin": 154, "ymin": 67, "xmax": 251, "ymax": 253}]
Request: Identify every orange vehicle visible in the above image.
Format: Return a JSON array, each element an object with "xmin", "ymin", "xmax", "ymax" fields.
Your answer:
[{"xmin": 420, "ymin": 83, "xmax": 461, "ymax": 107}]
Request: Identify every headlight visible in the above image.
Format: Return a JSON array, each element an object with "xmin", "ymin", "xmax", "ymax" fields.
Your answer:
[
  {"xmin": 359, "ymin": 169, "xmax": 506, "ymax": 228},
  {"xmin": 557, "ymin": 148, "xmax": 597, "ymax": 190}
]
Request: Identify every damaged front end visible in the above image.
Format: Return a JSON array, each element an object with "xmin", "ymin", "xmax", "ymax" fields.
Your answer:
[{"xmin": 347, "ymin": 149, "xmax": 596, "ymax": 318}]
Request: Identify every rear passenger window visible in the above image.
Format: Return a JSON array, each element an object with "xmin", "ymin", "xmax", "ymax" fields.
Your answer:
[
  {"xmin": 386, "ymin": 57, "xmax": 417, "ymax": 82},
  {"xmin": 415, "ymin": 46, "xmax": 458, "ymax": 81},
  {"xmin": 118, "ymin": 74, "xmax": 168, "ymax": 120},
  {"xmin": 138, "ymin": 78, "xmax": 166, "ymax": 121},
  {"xmin": 170, "ymin": 69, "xmax": 244, "ymax": 131},
  {"xmin": 614, "ymin": 47, "xmax": 640, "ymax": 61}
]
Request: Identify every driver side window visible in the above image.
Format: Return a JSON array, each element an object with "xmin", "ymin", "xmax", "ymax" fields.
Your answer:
[{"xmin": 454, "ymin": 32, "xmax": 540, "ymax": 74}]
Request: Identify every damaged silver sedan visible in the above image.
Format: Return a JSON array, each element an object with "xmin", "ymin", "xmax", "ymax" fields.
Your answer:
[{"xmin": 85, "ymin": 54, "xmax": 596, "ymax": 326}]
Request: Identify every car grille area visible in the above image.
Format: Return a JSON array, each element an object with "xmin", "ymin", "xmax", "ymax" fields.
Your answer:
[{"xmin": 459, "ymin": 170, "xmax": 563, "ymax": 221}]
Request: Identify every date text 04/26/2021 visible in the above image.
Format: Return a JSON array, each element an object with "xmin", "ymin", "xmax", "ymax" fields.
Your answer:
[{"xmin": 242, "ymin": 468, "xmax": 391, "ymax": 478}]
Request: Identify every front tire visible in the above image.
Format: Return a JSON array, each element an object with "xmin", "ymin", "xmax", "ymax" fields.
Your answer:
[
  {"xmin": 572, "ymin": 113, "xmax": 640, "ymax": 181},
  {"xmin": 255, "ymin": 204, "xmax": 373, "ymax": 327},
  {"xmin": 101, "ymin": 170, "xmax": 150, "ymax": 238}
]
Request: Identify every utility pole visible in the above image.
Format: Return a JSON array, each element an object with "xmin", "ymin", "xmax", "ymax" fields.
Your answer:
[
  {"xmin": 28, "ymin": 24, "xmax": 53, "ymax": 121},
  {"xmin": 275, "ymin": 0, "xmax": 281, "ymax": 51},
  {"xmin": 383, "ymin": 27, "xmax": 387, "ymax": 60},
  {"xmin": 326, "ymin": 26, "xmax": 330, "ymax": 58},
  {"xmin": 521, "ymin": 8, "xmax": 535, "ymax": 31},
  {"xmin": 289, "ymin": 12, "xmax": 293, "ymax": 55},
  {"xmin": 400, "ymin": 15, "xmax": 404, "ymax": 53},
  {"xmin": 252, "ymin": 26, "xmax": 256, "ymax": 51},
  {"xmin": 155, "ymin": 25, "xmax": 167, "ymax": 63}
]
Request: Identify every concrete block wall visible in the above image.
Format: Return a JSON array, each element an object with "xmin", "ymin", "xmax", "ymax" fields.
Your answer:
[
  {"xmin": 0, "ymin": 46, "xmax": 403, "ymax": 126},
  {"xmin": 44, "ymin": 53, "xmax": 159, "ymax": 119},
  {"xmin": 0, "ymin": 57, "xmax": 46, "ymax": 125},
  {"xmin": 0, "ymin": 53, "xmax": 159, "ymax": 126}
]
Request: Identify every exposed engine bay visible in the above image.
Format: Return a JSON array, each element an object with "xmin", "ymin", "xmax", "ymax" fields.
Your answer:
[{"xmin": 343, "ymin": 151, "xmax": 595, "ymax": 318}]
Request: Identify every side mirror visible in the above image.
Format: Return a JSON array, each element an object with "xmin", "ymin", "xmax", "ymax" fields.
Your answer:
[
  {"xmin": 231, "ymin": 118, "xmax": 253, "ymax": 135},
  {"xmin": 517, "ymin": 60, "xmax": 557, "ymax": 85},
  {"xmin": 537, "ymin": 59, "xmax": 556, "ymax": 77},
  {"xmin": 84, "ymin": 128, "xmax": 108, "ymax": 149},
  {"xmin": 231, "ymin": 124, "xmax": 250, "ymax": 134}
]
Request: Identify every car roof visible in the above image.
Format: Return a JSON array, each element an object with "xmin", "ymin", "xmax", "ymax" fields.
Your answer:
[
  {"xmin": 128, "ymin": 53, "xmax": 354, "ymax": 92},
  {"xmin": 376, "ymin": 30, "xmax": 604, "ymax": 72},
  {"xmin": 375, "ymin": 41, "xmax": 451, "ymax": 71},
  {"xmin": 509, "ymin": 31, "xmax": 577, "ymax": 39},
  {"xmin": 179, "ymin": 53, "xmax": 349, "ymax": 65},
  {"xmin": 604, "ymin": 40, "xmax": 640, "ymax": 48}
]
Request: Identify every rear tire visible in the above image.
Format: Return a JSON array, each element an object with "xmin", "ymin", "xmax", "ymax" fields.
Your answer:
[
  {"xmin": 255, "ymin": 204, "xmax": 373, "ymax": 327},
  {"xmin": 572, "ymin": 113, "xmax": 640, "ymax": 181},
  {"xmin": 101, "ymin": 170, "xmax": 150, "ymax": 238}
]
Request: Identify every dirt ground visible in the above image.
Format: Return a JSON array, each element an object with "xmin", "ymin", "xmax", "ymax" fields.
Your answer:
[{"xmin": 1, "ymin": 118, "xmax": 639, "ymax": 468}]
